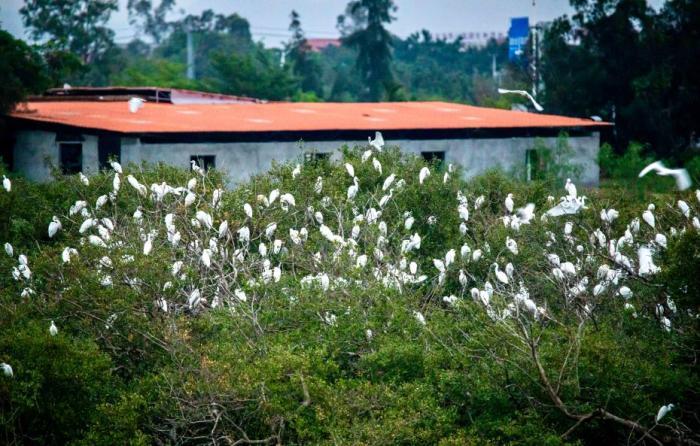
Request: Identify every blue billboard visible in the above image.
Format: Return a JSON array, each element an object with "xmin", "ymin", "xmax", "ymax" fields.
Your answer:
[{"xmin": 508, "ymin": 17, "xmax": 529, "ymax": 61}]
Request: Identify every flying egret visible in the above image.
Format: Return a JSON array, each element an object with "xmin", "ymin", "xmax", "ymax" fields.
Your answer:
[
  {"xmin": 544, "ymin": 196, "xmax": 587, "ymax": 217},
  {"xmin": 48, "ymin": 216, "xmax": 62, "ymax": 238},
  {"xmin": 2, "ymin": 175, "xmax": 10, "ymax": 192},
  {"xmin": 497, "ymin": 88, "xmax": 544, "ymax": 111},
  {"xmin": 128, "ymin": 97, "xmax": 145, "ymax": 113},
  {"xmin": 655, "ymin": 403, "xmax": 674, "ymax": 423},
  {"xmin": 638, "ymin": 161, "xmax": 691, "ymax": 190},
  {"xmin": 369, "ymin": 131, "xmax": 384, "ymax": 151},
  {"xmin": 516, "ymin": 203, "xmax": 535, "ymax": 223}
]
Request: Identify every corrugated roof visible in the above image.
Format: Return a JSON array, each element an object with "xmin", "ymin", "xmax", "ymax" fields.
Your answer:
[{"xmin": 10, "ymin": 100, "xmax": 610, "ymax": 134}]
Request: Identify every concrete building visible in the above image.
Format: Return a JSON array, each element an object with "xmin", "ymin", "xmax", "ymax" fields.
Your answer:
[{"xmin": 2, "ymin": 87, "xmax": 609, "ymax": 185}]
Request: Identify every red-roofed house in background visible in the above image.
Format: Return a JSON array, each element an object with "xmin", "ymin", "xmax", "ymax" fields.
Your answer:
[
  {"xmin": 306, "ymin": 38, "xmax": 341, "ymax": 52},
  {"xmin": 2, "ymin": 87, "xmax": 609, "ymax": 185}
]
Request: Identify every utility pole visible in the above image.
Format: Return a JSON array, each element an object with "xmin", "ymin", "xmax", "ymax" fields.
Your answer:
[{"xmin": 186, "ymin": 29, "xmax": 195, "ymax": 80}]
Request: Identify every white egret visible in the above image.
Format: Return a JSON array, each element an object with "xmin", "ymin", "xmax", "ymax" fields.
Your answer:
[
  {"xmin": 314, "ymin": 177, "xmax": 323, "ymax": 194},
  {"xmin": 61, "ymin": 247, "xmax": 78, "ymax": 263},
  {"xmin": 345, "ymin": 163, "xmax": 355, "ymax": 178},
  {"xmin": 639, "ymin": 161, "xmax": 691, "ymax": 190},
  {"xmin": 128, "ymin": 97, "xmax": 145, "ymax": 113},
  {"xmin": 560, "ymin": 262, "xmax": 576, "ymax": 276},
  {"xmin": 1, "ymin": 362, "xmax": 13, "ymax": 377},
  {"xmin": 244, "ymin": 203, "xmax": 253, "ymax": 219},
  {"xmin": 187, "ymin": 177, "xmax": 197, "ymax": 190},
  {"xmin": 497, "ymin": 88, "xmax": 544, "ymax": 111},
  {"xmin": 369, "ymin": 131, "xmax": 384, "ymax": 151},
  {"xmin": 109, "ymin": 160, "xmax": 123, "ymax": 174},
  {"xmin": 48, "ymin": 216, "xmax": 62, "ymax": 238},
  {"xmin": 506, "ymin": 237, "xmax": 518, "ymax": 255},
  {"xmin": 544, "ymin": 196, "xmax": 588, "ymax": 217},
  {"xmin": 201, "ymin": 249, "xmax": 212, "ymax": 267},
  {"xmin": 49, "ymin": 320, "xmax": 58, "ymax": 336},
  {"xmin": 404, "ymin": 216, "xmax": 415, "ymax": 230},
  {"xmin": 268, "ymin": 189, "xmax": 280, "ymax": 206},
  {"xmin": 474, "ymin": 195, "xmax": 485, "ymax": 210},
  {"xmin": 218, "ymin": 220, "xmax": 228, "ymax": 238},
  {"xmin": 79, "ymin": 172, "xmax": 89, "ymax": 186},
  {"xmin": 4, "ymin": 242, "xmax": 13, "ymax": 257},
  {"xmin": 195, "ymin": 210, "xmax": 213, "ymax": 229},
  {"xmin": 347, "ymin": 177, "xmax": 359, "ymax": 200},
  {"xmin": 382, "ymin": 173, "xmax": 396, "ymax": 191},
  {"xmin": 292, "ymin": 163, "xmax": 301, "ymax": 178},
  {"xmin": 143, "ymin": 235, "xmax": 153, "ymax": 256},
  {"xmin": 2, "ymin": 175, "xmax": 10, "ymax": 192},
  {"xmin": 492, "ymin": 263, "xmax": 509, "ymax": 284},
  {"xmin": 642, "ymin": 207, "xmax": 656, "ymax": 229},
  {"xmin": 413, "ymin": 311, "xmax": 426, "ymax": 326},
  {"xmin": 618, "ymin": 286, "xmax": 633, "ymax": 299},
  {"xmin": 88, "ymin": 235, "xmax": 106, "ymax": 248},
  {"xmin": 655, "ymin": 404, "xmax": 674, "ymax": 423},
  {"xmin": 638, "ymin": 245, "xmax": 660, "ymax": 275},
  {"xmin": 361, "ymin": 150, "xmax": 373, "ymax": 162},
  {"xmin": 372, "ymin": 157, "xmax": 382, "ymax": 174},
  {"xmin": 419, "ymin": 167, "xmax": 430, "ymax": 185},
  {"xmin": 655, "ymin": 233, "xmax": 667, "ymax": 248},
  {"xmin": 516, "ymin": 203, "xmax": 535, "ymax": 223},
  {"xmin": 505, "ymin": 193, "xmax": 514, "ymax": 213},
  {"xmin": 565, "ymin": 178, "xmax": 577, "ymax": 198},
  {"xmin": 677, "ymin": 200, "xmax": 690, "ymax": 218}
]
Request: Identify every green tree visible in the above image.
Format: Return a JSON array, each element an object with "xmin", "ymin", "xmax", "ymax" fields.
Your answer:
[
  {"xmin": 20, "ymin": 0, "xmax": 118, "ymax": 63},
  {"xmin": 286, "ymin": 10, "xmax": 323, "ymax": 97},
  {"xmin": 209, "ymin": 50, "xmax": 298, "ymax": 100},
  {"xmin": 340, "ymin": 0, "xmax": 398, "ymax": 101},
  {"xmin": 127, "ymin": 0, "xmax": 175, "ymax": 45},
  {"xmin": 0, "ymin": 30, "xmax": 48, "ymax": 114}
]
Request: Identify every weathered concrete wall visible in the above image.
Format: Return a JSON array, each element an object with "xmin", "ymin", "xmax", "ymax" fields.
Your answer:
[
  {"xmin": 12, "ymin": 130, "xmax": 99, "ymax": 181},
  {"xmin": 13, "ymin": 130, "xmax": 600, "ymax": 185}
]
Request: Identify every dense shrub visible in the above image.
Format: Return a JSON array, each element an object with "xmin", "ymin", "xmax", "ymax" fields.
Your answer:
[{"xmin": 1, "ymin": 146, "xmax": 699, "ymax": 444}]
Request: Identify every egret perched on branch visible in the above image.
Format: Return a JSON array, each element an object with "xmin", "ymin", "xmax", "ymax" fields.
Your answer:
[
  {"xmin": 638, "ymin": 161, "xmax": 691, "ymax": 190},
  {"xmin": 48, "ymin": 216, "xmax": 62, "ymax": 238},
  {"xmin": 2, "ymin": 175, "xmax": 10, "ymax": 192},
  {"xmin": 497, "ymin": 88, "xmax": 544, "ymax": 112},
  {"xmin": 49, "ymin": 320, "xmax": 58, "ymax": 336},
  {"xmin": 655, "ymin": 403, "xmax": 674, "ymax": 423}
]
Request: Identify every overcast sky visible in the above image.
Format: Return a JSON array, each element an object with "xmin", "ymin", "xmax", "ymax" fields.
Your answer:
[{"xmin": 1, "ymin": 0, "xmax": 666, "ymax": 47}]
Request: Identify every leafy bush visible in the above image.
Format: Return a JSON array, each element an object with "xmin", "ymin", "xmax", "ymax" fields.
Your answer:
[{"xmin": 1, "ymin": 146, "xmax": 698, "ymax": 444}]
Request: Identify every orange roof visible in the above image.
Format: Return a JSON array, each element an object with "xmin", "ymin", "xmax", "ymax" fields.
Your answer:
[{"xmin": 10, "ymin": 101, "xmax": 609, "ymax": 134}]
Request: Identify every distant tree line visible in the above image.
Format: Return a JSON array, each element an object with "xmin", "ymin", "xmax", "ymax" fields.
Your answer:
[{"xmin": 1, "ymin": 0, "xmax": 699, "ymax": 158}]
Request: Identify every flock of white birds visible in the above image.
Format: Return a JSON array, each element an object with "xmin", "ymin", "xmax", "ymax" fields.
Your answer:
[{"xmin": 2, "ymin": 132, "xmax": 698, "ymax": 424}]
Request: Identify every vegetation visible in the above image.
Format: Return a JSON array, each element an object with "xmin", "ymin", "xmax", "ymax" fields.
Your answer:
[{"xmin": 1, "ymin": 146, "xmax": 699, "ymax": 444}]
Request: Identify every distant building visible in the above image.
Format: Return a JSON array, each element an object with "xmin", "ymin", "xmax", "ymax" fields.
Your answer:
[
  {"xmin": 2, "ymin": 87, "xmax": 609, "ymax": 185},
  {"xmin": 306, "ymin": 38, "xmax": 341, "ymax": 52},
  {"xmin": 433, "ymin": 31, "xmax": 506, "ymax": 49}
]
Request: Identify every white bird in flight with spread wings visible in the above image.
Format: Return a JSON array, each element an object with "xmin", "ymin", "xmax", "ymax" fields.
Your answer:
[
  {"xmin": 497, "ymin": 88, "xmax": 544, "ymax": 112},
  {"xmin": 638, "ymin": 161, "xmax": 691, "ymax": 191}
]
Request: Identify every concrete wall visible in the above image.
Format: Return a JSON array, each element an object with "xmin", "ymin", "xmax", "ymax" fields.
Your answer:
[
  {"xmin": 13, "ymin": 130, "xmax": 600, "ymax": 186},
  {"xmin": 13, "ymin": 130, "xmax": 99, "ymax": 182}
]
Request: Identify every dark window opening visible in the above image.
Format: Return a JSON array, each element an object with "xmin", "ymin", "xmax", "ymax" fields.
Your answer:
[
  {"xmin": 304, "ymin": 152, "xmax": 330, "ymax": 163},
  {"xmin": 191, "ymin": 155, "xmax": 216, "ymax": 171},
  {"xmin": 98, "ymin": 135, "xmax": 121, "ymax": 170},
  {"xmin": 60, "ymin": 143, "xmax": 82, "ymax": 175},
  {"xmin": 421, "ymin": 151, "xmax": 445, "ymax": 168}
]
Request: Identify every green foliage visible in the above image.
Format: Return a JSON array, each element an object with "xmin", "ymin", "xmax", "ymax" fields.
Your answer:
[
  {"xmin": 1, "ymin": 147, "xmax": 699, "ymax": 443},
  {"xmin": 0, "ymin": 30, "xmax": 48, "ymax": 114},
  {"xmin": 20, "ymin": 0, "xmax": 118, "ymax": 63}
]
